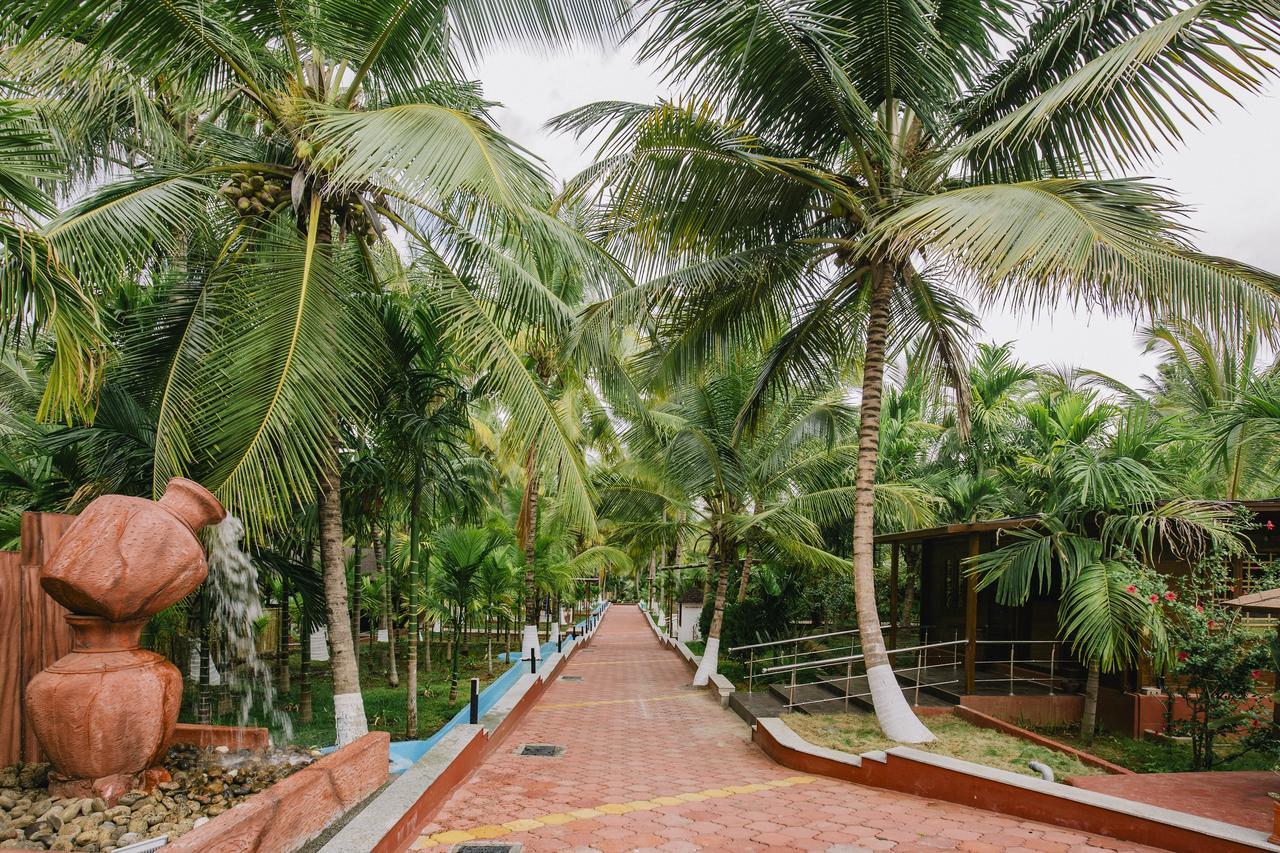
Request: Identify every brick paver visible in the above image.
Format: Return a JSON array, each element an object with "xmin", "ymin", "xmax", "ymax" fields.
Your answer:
[{"xmin": 410, "ymin": 605, "xmax": 1158, "ymax": 852}]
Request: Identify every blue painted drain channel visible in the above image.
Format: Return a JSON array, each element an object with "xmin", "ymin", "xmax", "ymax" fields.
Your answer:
[{"xmin": 326, "ymin": 602, "xmax": 607, "ymax": 774}]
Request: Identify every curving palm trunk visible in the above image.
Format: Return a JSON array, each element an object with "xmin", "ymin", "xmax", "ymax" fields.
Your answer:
[
  {"xmin": 351, "ymin": 540, "xmax": 362, "ymax": 663},
  {"xmin": 377, "ymin": 525, "xmax": 398, "ymax": 687},
  {"xmin": 319, "ymin": 440, "xmax": 369, "ymax": 746},
  {"xmin": 854, "ymin": 266, "xmax": 933, "ymax": 743},
  {"xmin": 736, "ymin": 547, "xmax": 753, "ymax": 603}
]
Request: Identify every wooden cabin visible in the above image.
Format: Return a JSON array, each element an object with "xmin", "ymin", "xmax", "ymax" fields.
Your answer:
[{"xmin": 873, "ymin": 500, "xmax": 1280, "ymax": 734}]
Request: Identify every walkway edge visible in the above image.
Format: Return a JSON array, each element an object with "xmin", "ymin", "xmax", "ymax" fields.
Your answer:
[
  {"xmin": 319, "ymin": 605, "xmax": 610, "ymax": 853},
  {"xmin": 640, "ymin": 603, "xmax": 734, "ymax": 705},
  {"xmin": 754, "ymin": 715, "xmax": 1279, "ymax": 853}
]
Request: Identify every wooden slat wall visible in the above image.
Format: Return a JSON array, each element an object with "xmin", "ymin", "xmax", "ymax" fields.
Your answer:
[{"xmin": 1, "ymin": 512, "xmax": 76, "ymax": 767}]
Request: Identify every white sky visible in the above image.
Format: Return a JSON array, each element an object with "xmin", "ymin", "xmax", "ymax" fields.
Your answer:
[{"xmin": 476, "ymin": 45, "xmax": 1280, "ymax": 388}]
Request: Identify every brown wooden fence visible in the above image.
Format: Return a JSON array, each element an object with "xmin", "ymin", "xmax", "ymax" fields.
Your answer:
[{"xmin": 1, "ymin": 512, "xmax": 76, "ymax": 767}]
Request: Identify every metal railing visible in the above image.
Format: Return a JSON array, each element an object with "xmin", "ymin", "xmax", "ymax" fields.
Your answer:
[
  {"xmin": 730, "ymin": 624, "xmax": 921, "ymax": 695},
  {"xmin": 761, "ymin": 639, "xmax": 965, "ymax": 712},
  {"xmin": 743, "ymin": 629, "xmax": 1080, "ymax": 712}
]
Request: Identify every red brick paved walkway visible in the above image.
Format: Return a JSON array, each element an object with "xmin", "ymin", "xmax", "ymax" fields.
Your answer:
[{"xmin": 411, "ymin": 605, "xmax": 1158, "ymax": 852}]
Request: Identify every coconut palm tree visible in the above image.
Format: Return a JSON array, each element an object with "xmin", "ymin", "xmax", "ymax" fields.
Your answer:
[
  {"xmin": 557, "ymin": 0, "xmax": 1280, "ymax": 741},
  {"xmin": 970, "ymin": 387, "xmax": 1248, "ymax": 741},
  {"xmin": 601, "ymin": 356, "xmax": 934, "ymax": 685},
  {"xmin": 4, "ymin": 0, "xmax": 625, "ymax": 745}
]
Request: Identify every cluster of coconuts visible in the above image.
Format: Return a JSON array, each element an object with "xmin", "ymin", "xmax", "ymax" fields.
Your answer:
[
  {"xmin": 338, "ymin": 198, "xmax": 381, "ymax": 243},
  {"xmin": 219, "ymin": 173, "xmax": 285, "ymax": 218}
]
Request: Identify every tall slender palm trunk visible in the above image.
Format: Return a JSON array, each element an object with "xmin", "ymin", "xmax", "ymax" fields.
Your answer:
[
  {"xmin": 854, "ymin": 265, "xmax": 933, "ymax": 743},
  {"xmin": 406, "ymin": 461, "xmax": 422, "ymax": 738},
  {"xmin": 299, "ymin": 538, "xmax": 314, "ymax": 724},
  {"xmin": 277, "ymin": 577, "xmax": 291, "ymax": 692},
  {"xmin": 1081, "ymin": 663, "xmax": 1100, "ymax": 744},
  {"xmin": 351, "ymin": 540, "xmax": 362, "ymax": 664},
  {"xmin": 377, "ymin": 526, "xmax": 398, "ymax": 687},
  {"xmin": 319, "ymin": 440, "xmax": 368, "ymax": 746},
  {"xmin": 736, "ymin": 548, "xmax": 753, "ymax": 603},
  {"xmin": 519, "ymin": 445, "xmax": 541, "ymax": 661}
]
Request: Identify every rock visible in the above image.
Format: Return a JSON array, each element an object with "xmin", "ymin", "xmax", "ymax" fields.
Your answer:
[
  {"xmin": 95, "ymin": 827, "xmax": 116, "ymax": 847},
  {"xmin": 16, "ymin": 766, "xmax": 48, "ymax": 790},
  {"xmin": 116, "ymin": 832, "xmax": 143, "ymax": 846},
  {"xmin": 213, "ymin": 746, "xmax": 228, "ymax": 754},
  {"xmin": 192, "ymin": 817, "xmax": 208, "ymax": 829},
  {"xmin": 91, "ymin": 798, "xmax": 107, "ymax": 814},
  {"xmin": 27, "ymin": 802, "xmax": 49, "ymax": 820},
  {"xmin": 48, "ymin": 838, "xmax": 73, "ymax": 851},
  {"xmin": 127, "ymin": 818, "xmax": 148, "ymax": 834},
  {"xmin": 115, "ymin": 794, "xmax": 142, "ymax": 808},
  {"xmin": 80, "ymin": 813, "xmax": 104, "ymax": 829},
  {"xmin": 103, "ymin": 808, "xmax": 129, "ymax": 823},
  {"xmin": 56, "ymin": 821, "xmax": 77, "ymax": 837},
  {"xmin": 204, "ymin": 804, "xmax": 225, "ymax": 817},
  {"xmin": 58, "ymin": 801, "xmax": 81, "ymax": 822},
  {"xmin": 0, "ymin": 770, "xmax": 17, "ymax": 790},
  {"xmin": 75, "ymin": 831, "xmax": 99, "ymax": 846},
  {"xmin": 0, "ymin": 795, "xmax": 14, "ymax": 810}
]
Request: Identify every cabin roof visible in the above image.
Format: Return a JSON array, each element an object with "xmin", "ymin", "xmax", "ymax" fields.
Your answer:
[
  {"xmin": 1223, "ymin": 587, "xmax": 1280, "ymax": 612},
  {"xmin": 873, "ymin": 498, "xmax": 1280, "ymax": 546}
]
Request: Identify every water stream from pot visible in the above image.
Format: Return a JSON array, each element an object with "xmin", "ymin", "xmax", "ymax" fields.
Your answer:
[{"xmin": 205, "ymin": 514, "xmax": 294, "ymax": 744}]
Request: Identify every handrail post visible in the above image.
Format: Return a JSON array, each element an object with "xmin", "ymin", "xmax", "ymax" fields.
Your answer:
[
  {"xmin": 748, "ymin": 649, "xmax": 755, "ymax": 695},
  {"xmin": 789, "ymin": 663, "xmax": 797, "ymax": 711},
  {"xmin": 1049, "ymin": 645, "xmax": 1056, "ymax": 696},
  {"xmin": 914, "ymin": 648, "xmax": 922, "ymax": 707},
  {"xmin": 1009, "ymin": 643, "xmax": 1015, "ymax": 696}
]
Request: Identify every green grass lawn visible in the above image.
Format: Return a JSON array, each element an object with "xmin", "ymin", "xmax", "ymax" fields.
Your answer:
[
  {"xmin": 179, "ymin": 635, "xmax": 514, "ymax": 748},
  {"xmin": 1030, "ymin": 726, "xmax": 1277, "ymax": 774},
  {"xmin": 786, "ymin": 712, "xmax": 1105, "ymax": 779}
]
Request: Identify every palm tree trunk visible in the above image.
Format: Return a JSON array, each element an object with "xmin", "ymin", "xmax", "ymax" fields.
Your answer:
[
  {"xmin": 449, "ymin": 619, "xmax": 462, "ymax": 702},
  {"xmin": 351, "ymin": 540, "xmax": 362, "ymax": 664},
  {"xmin": 318, "ymin": 439, "xmax": 368, "ymax": 746},
  {"xmin": 300, "ymin": 538, "xmax": 314, "ymax": 724},
  {"xmin": 693, "ymin": 532, "xmax": 728, "ymax": 686},
  {"xmin": 1081, "ymin": 662, "xmax": 1100, "ymax": 745},
  {"xmin": 736, "ymin": 548, "xmax": 753, "ymax": 603},
  {"xmin": 519, "ymin": 445, "xmax": 541, "ymax": 661},
  {"xmin": 277, "ymin": 577, "xmax": 291, "ymax": 693},
  {"xmin": 198, "ymin": 585, "xmax": 212, "ymax": 724},
  {"xmin": 854, "ymin": 265, "xmax": 933, "ymax": 743},
  {"xmin": 378, "ymin": 524, "xmax": 398, "ymax": 687},
  {"xmin": 407, "ymin": 460, "xmax": 422, "ymax": 738},
  {"xmin": 648, "ymin": 552, "xmax": 657, "ymax": 611}
]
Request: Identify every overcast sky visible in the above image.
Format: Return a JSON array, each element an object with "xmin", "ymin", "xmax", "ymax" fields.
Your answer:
[{"xmin": 475, "ymin": 45, "xmax": 1280, "ymax": 388}]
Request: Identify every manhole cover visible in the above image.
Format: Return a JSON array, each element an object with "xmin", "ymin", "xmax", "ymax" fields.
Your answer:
[
  {"xmin": 451, "ymin": 845, "xmax": 523, "ymax": 853},
  {"xmin": 515, "ymin": 743, "xmax": 564, "ymax": 756},
  {"xmin": 560, "ymin": 675, "xmax": 583, "ymax": 682}
]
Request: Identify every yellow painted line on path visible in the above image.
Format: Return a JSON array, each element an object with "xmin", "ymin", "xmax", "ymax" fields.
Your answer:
[
  {"xmin": 410, "ymin": 775, "xmax": 817, "ymax": 848},
  {"xmin": 532, "ymin": 693, "xmax": 699, "ymax": 710}
]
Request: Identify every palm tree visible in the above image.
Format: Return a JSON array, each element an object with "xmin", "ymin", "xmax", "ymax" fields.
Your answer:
[
  {"xmin": 5, "ymin": 0, "xmax": 625, "ymax": 745},
  {"xmin": 601, "ymin": 356, "xmax": 932, "ymax": 685},
  {"xmin": 477, "ymin": 548, "xmax": 517, "ymax": 673},
  {"xmin": 433, "ymin": 527, "xmax": 500, "ymax": 702},
  {"xmin": 971, "ymin": 387, "xmax": 1248, "ymax": 741},
  {"xmin": 557, "ymin": 0, "xmax": 1280, "ymax": 741}
]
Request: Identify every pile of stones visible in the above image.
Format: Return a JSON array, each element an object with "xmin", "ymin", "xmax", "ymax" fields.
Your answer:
[{"xmin": 0, "ymin": 743, "xmax": 317, "ymax": 851}]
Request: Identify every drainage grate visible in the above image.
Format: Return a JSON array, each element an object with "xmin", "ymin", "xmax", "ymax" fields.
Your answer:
[
  {"xmin": 451, "ymin": 845, "xmax": 523, "ymax": 853},
  {"xmin": 515, "ymin": 743, "xmax": 564, "ymax": 757},
  {"xmin": 560, "ymin": 675, "xmax": 583, "ymax": 682}
]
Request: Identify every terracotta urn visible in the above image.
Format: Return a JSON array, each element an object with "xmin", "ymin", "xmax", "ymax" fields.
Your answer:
[
  {"xmin": 40, "ymin": 477, "xmax": 226, "ymax": 621},
  {"xmin": 25, "ymin": 617, "xmax": 183, "ymax": 779},
  {"xmin": 25, "ymin": 478, "xmax": 226, "ymax": 788}
]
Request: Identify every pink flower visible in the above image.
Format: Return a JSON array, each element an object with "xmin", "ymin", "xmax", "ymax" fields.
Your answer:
[
  {"xmin": 1164, "ymin": 591, "xmax": 1177, "ymax": 601},
  {"xmin": 1149, "ymin": 594, "xmax": 1159, "ymax": 603},
  {"xmin": 1252, "ymin": 670, "xmax": 1263, "ymax": 680},
  {"xmin": 1195, "ymin": 604, "xmax": 1204, "ymax": 613},
  {"xmin": 1178, "ymin": 651, "xmax": 1189, "ymax": 662},
  {"xmin": 1267, "ymin": 520, "xmax": 1275, "ymax": 531},
  {"xmin": 1208, "ymin": 620, "xmax": 1217, "ymax": 629},
  {"xmin": 1126, "ymin": 585, "xmax": 1138, "ymax": 594}
]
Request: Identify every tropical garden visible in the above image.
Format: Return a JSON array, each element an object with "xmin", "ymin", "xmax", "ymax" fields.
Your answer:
[{"xmin": 3, "ymin": 0, "xmax": 1280, "ymax": 772}]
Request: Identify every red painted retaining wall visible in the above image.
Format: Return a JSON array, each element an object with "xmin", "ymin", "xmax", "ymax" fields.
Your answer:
[
  {"xmin": 166, "ymin": 730, "xmax": 389, "ymax": 853},
  {"xmin": 960, "ymin": 694, "xmax": 1084, "ymax": 728},
  {"xmin": 754, "ymin": 720, "xmax": 1263, "ymax": 853}
]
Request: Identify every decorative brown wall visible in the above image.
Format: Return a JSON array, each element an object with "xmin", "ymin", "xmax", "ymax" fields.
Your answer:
[{"xmin": 0, "ymin": 512, "xmax": 76, "ymax": 767}]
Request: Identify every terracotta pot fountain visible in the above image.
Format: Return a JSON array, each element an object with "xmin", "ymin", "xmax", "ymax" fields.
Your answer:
[{"xmin": 24, "ymin": 478, "xmax": 226, "ymax": 799}]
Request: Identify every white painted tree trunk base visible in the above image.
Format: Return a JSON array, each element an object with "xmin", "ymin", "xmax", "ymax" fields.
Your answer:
[
  {"xmin": 334, "ymin": 691, "xmax": 369, "ymax": 746},
  {"xmin": 692, "ymin": 637, "xmax": 719, "ymax": 686},
  {"xmin": 866, "ymin": 663, "xmax": 935, "ymax": 743},
  {"xmin": 521, "ymin": 624, "xmax": 541, "ymax": 661},
  {"xmin": 549, "ymin": 622, "xmax": 560, "ymax": 644}
]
